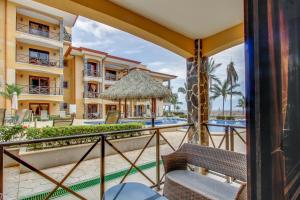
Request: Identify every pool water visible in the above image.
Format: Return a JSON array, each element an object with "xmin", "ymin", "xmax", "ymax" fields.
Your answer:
[
  {"xmin": 84, "ymin": 118, "xmax": 245, "ymax": 132},
  {"xmin": 207, "ymin": 119, "xmax": 246, "ymax": 132}
]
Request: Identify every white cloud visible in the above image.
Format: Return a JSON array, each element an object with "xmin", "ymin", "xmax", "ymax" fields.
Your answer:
[{"xmin": 75, "ymin": 17, "xmax": 118, "ymax": 40}]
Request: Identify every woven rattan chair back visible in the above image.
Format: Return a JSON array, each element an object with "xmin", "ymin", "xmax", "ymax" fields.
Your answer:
[{"xmin": 179, "ymin": 143, "xmax": 247, "ymax": 182}]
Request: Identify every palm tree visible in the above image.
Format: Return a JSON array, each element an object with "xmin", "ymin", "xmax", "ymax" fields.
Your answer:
[
  {"xmin": 236, "ymin": 95, "xmax": 245, "ymax": 114},
  {"xmin": 210, "ymin": 80, "xmax": 241, "ymax": 116},
  {"xmin": 0, "ymin": 84, "xmax": 23, "ymax": 100},
  {"xmin": 205, "ymin": 57, "xmax": 222, "ymax": 90},
  {"xmin": 226, "ymin": 61, "xmax": 239, "ymax": 116},
  {"xmin": 168, "ymin": 93, "xmax": 182, "ymax": 112},
  {"xmin": 177, "ymin": 82, "xmax": 187, "ymax": 95}
]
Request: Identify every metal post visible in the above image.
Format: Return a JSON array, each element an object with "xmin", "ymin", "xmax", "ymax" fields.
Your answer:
[
  {"xmin": 230, "ymin": 127, "xmax": 234, "ymax": 151},
  {"xmin": 225, "ymin": 126, "xmax": 229, "ymax": 151},
  {"xmin": 0, "ymin": 146, "xmax": 3, "ymax": 200},
  {"xmin": 100, "ymin": 135, "xmax": 106, "ymax": 199},
  {"xmin": 224, "ymin": 126, "xmax": 230, "ymax": 182},
  {"xmin": 156, "ymin": 129, "xmax": 160, "ymax": 190}
]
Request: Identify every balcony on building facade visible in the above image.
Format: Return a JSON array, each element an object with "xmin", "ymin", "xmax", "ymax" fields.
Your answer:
[
  {"xmin": 83, "ymin": 70, "xmax": 101, "ymax": 78},
  {"xmin": 84, "ymin": 91, "xmax": 101, "ymax": 98},
  {"xmin": 16, "ymin": 23, "xmax": 60, "ymax": 41},
  {"xmin": 19, "ymin": 85, "xmax": 63, "ymax": 95},
  {"xmin": 105, "ymin": 70, "xmax": 117, "ymax": 81},
  {"xmin": 18, "ymin": 85, "xmax": 64, "ymax": 102},
  {"xmin": 16, "ymin": 54, "xmax": 61, "ymax": 68}
]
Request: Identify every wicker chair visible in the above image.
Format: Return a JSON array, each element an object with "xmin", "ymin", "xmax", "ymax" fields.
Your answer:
[{"xmin": 162, "ymin": 143, "xmax": 247, "ymax": 200}]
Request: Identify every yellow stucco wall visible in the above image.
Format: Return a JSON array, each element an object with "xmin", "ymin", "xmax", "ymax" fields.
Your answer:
[
  {"xmin": 18, "ymin": 100, "xmax": 60, "ymax": 115},
  {"xmin": 74, "ymin": 55, "xmax": 85, "ymax": 118},
  {"xmin": 63, "ymin": 57, "xmax": 75, "ymax": 104}
]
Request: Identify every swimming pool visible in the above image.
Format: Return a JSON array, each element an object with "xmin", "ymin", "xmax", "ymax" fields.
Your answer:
[
  {"xmin": 84, "ymin": 118, "xmax": 245, "ymax": 132},
  {"xmin": 207, "ymin": 119, "xmax": 246, "ymax": 132},
  {"xmin": 84, "ymin": 117, "xmax": 187, "ymax": 126}
]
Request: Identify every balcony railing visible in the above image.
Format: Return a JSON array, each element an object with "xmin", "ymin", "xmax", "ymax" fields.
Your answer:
[
  {"xmin": 16, "ymin": 54, "xmax": 61, "ymax": 68},
  {"xmin": 18, "ymin": 85, "xmax": 63, "ymax": 95},
  {"xmin": 0, "ymin": 122, "xmax": 247, "ymax": 199},
  {"xmin": 105, "ymin": 73, "xmax": 117, "ymax": 81},
  {"xmin": 84, "ymin": 91, "xmax": 100, "ymax": 98},
  {"xmin": 0, "ymin": 123, "xmax": 194, "ymax": 199},
  {"xmin": 16, "ymin": 23, "xmax": 60, "ymax": 41},
  {"xmin": 83, "ymin": 70, "xmax": 101, "ymax": 78}
]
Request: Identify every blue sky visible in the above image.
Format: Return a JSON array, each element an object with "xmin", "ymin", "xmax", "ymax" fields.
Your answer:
[{"xmin": 72, "ymin": 17, "xmax": 245, "ymax": 111}]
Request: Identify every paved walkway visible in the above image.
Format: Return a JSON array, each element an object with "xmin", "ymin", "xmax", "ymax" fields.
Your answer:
[{"xmin": 3, "ymin": 130, "xmax": 246, "ymax": 200}]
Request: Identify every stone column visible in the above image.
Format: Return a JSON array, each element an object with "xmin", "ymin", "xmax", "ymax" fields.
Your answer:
[{"xmin": 186, "ymin": 39, "xmax": 208, "ymax": 145}]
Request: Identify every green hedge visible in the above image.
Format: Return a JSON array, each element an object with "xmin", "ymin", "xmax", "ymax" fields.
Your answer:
[
  {"xmin": 216, "ymin": 116, "xmax": 236, "ymax": 120},
  {"xmin": 0, "ymin": 126, "xmax": 24, "ymax": 141},
  {"xmin": 26, "ymin": 123, "xmax": 144, "ymax": 140}
]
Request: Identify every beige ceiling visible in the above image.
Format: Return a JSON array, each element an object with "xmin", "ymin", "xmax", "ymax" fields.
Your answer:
[{"xmin": 110, "ymin": 0, "xmax": 243, "ymax": 39}]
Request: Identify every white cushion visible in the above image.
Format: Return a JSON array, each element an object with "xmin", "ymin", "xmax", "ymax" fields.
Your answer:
[{"xmin": 166, "ymin": 170, "xmax": 240, "ymax": 200}]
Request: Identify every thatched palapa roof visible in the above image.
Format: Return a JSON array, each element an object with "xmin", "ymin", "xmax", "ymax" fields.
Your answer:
[{"xmin": 100, "ymin": 70, "xmax": 172, "ymax": 100}]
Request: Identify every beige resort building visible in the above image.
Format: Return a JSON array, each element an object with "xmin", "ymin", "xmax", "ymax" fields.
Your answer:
[{"xmin": 0, "ymin": 0, "xmax": 176, "ymax": 119}]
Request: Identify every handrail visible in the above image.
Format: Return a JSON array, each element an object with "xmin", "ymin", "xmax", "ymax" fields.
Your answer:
[
  {"xmin": 0, "ymin": 122, "xmax": 194, "ymax": 199},
  {"xmin": 17, "ymin": 84, "xmax": 63, "ymax": 95},
  {"xmin": 0, "ymin": 123, "xmax": 193, "ymax": 147},
  {"xmin": 204, "ymin": 122, "xmax": 245, "ymax": 129},
  {"xmin": 16, "ymin": 53, "xmax": 61, "ymax": 68},
  {"xmin": 84, "ymin": 91, "xmax": 101, "ymax": 98},
  {"xmin": 83, "ymin": 69, "xmax": 101, "ymax": 77},
  {"xmin": 16, "ymin": 22, "xmax": 60, "ymax": 41}
]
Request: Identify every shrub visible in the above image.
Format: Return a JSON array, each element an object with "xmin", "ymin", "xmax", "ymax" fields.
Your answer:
[
  {"xmin": 178, "ymin": 114, "xmax": 187, "ymax": 119},
  {"xmin": 26, "ymin": 123, "xmax": 144, "ymax": 139},
  {"xmin": 0, "ymin": 125, "xmax": 24, "ymax": 141},
  {"xmin": 216, "ymin": 116, "xmax": 236, "ymax": 120}
]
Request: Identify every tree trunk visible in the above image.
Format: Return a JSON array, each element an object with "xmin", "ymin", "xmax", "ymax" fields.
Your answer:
[
  {"xmin": 230, "ymin": 80, "xmax": 233, "ymax": 116},
  {"xmin": 222, "ymin": 97, "xmax": 225, "ymax": 116}
]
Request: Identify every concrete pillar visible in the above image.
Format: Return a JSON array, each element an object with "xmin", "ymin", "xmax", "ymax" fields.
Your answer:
[
  {"xmin": 59, "ymin": 48, "xmax": 63, "ymax": 68},
  {"xmin": 83, "ymin": 104, "xmax": 88, "ymax": 119},
  {"xmin": 59, "ymin": 74, "xmax": 64, "ymax": 95},
  {"xmin": 59, "ymin": 19, "xmax": 64, "ymax": 42},
  {"xmin": 83, "ymin": 58, "xmax": 88, "ymax": 72}
]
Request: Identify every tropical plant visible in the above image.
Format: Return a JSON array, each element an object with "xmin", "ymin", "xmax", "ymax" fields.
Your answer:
[
  {"xmin": 0, "ymin": 84, "xmax": 23, "ymax": 100},
  {"xmin": 205, "ymin": 58, "xmax": 222, "ymax": 90},
  {"xmin": 226, "ymin": 61, "xmax": 239, "ymax": 116},
  {"xmin": 168, "ymin": 93, "xmax": 182, "ymax": 112},
  {"xmin": 236, "ymin": 95, "xmax": 245, "ymax": 114},
  {"xmin": 210, "ymin": 80, "xmax": 242, "ymax": 116},
  {"xmin": 178, "ymin": 82, "xmax": 187, "ymax": 95}
]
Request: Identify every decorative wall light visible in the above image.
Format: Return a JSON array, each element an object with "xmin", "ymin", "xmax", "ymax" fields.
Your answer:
[
  {"xmin": 20, "ymin": 17, "xmax": 23, "ymax": 21},
  {"xmin": 53, "ymin": 52, "xmax": 56, "ymax": 56},
  {"xmin": 20, "ymin": 74, "xmax": 23, "ymax": 78},
  {"xmin": 20, "ymin": 46, "xmax": 23, "ymax": 50}
]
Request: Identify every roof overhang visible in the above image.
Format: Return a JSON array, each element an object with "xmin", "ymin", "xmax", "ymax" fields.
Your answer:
[{"xmin": 35, "ymin": 0, "xmax": 244, "ymax": 57}]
